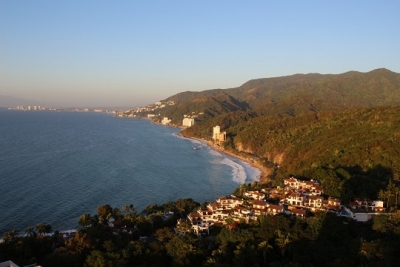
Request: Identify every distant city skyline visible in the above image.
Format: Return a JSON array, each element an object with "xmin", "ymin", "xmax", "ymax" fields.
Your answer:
[{"xmin": 1, "ymin": 1, "xmax": 400, "ymax": 108}]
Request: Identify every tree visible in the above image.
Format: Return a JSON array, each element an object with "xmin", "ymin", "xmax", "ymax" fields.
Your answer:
[
  {"xmin": 79, "ymin": 213, "xmax": 92, "ymax": 228},
  {"xmin": 97, "ymin": 204, "xmax": 113, "ymax": 224},
  {"xmin": 155, "ymin": 227, "xmax": 175, "ymax": 243},
  {"xmin": 112, "ymin": 207, "xmax": 122, "ymax": 220},
  {"xmin": 258, "ymin": 240, "xmax": 273, "ymax": 267},
  {"xmin": 2, "ymin": 228, "xmax": 19, "ymax": 243},
  {"xmin": 378, "ymin": 189, "xmax": 387, "ymax": 208},
  {"xmin": 175, "ymin": 198, "xmax": 200, "ymax": 217},
  {"xmin": 36, "ymin": 223, "xmax": 52, "ymax": 235},
  {"xmin": 136, "ymin": 216, "xmax": 153, "ymax": 236},
  {"xmin": 123, "ymin": 204, "xmax": 137, "ymax": 223},
  {"xmin": 25, "ymin": 226, "xmax": 37, "ymax": 238},
  {"xmin": 394, "ymin": 186, "xmax": 400, "ymax": 207},
  {"xmin": 165, "ymin": 235, "xmax": 202, "ymax": 267},
  {"xmin": 275, "ymin": 230, "xmax": 291, "ymax": 257}
]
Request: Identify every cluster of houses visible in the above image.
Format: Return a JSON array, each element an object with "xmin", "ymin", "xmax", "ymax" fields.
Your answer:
[
  {"xmin": 117, "ymin": 101, "xmax": 175, "ymax": 118},
  {"xmin": 183, "ymin": 177, "xmax": 386, "ymax": 234}
]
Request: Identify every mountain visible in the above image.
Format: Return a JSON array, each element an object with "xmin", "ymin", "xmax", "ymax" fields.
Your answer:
[
  {"xmin": 161, "ymin": 68, "xmax": 400, "ymax": 121},
  {"xmin": 0, "ymin": 95, "xmax": 29, "ymax": 108}
]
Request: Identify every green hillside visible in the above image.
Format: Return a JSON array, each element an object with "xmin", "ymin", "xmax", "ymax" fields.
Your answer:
[{"xmin": 160, "ymin": 68, "xmax": 400, "ymax": 121}]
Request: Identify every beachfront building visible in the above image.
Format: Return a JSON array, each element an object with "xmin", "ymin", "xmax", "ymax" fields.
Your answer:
[
  {"xmin": 212, "ymin": 125, "xmax": 226, "ymax": 145},
  {"xmin": 182, "ymin": 117, "xmax": 195, "ymax": 127},
  {"xmin": 161, "ymin": 117, "xmax": 171, "ymax": 125}
]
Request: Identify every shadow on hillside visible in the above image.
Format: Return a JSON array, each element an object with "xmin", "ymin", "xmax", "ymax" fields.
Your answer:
[
  {"xmin": 296, "ymin": 164, "xmax": 393, "ymax": 203},
  {"xmin": 287, "ymin": 211, "xmax": 400, "ymax": 267},
  {"xmin": 340, "ymin": 164, "xmax": 393, "ymax": 203}
]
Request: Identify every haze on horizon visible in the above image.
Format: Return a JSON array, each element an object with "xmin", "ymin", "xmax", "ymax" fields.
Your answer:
[{"xmin": 1, "ymin": 1, "xmax": 400, "ymax": 108}]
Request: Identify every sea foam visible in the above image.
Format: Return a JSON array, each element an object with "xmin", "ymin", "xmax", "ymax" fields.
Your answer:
[{"xmin": 207, "ymin": 148, "xmax": 260, "ymax": 184}]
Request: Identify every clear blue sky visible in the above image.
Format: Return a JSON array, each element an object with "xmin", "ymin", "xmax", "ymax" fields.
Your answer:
[{"xmin": 1, "ymin": 1, "xmax": 399, "ymax": 107}]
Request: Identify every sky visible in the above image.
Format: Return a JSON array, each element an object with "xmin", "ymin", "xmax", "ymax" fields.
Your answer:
[{"xmin": 1, "ymin": 1, "xmax": 400, "ymax": 108}]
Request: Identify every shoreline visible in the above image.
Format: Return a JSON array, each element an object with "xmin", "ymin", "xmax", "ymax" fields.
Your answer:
[{"xmin": 182, "ymin": 135, "xmax": 271, "ymax": 184}]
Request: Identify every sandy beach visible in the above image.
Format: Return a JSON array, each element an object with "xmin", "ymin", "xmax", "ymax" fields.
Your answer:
[{"xmin": 185, "ymin": 136, "xmax": 271, "ymax": 184}]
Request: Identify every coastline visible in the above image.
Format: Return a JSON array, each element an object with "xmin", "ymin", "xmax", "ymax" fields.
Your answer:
[{"xmin": 183, "ymin": 135, "xmax": 271, "ymax": 184}]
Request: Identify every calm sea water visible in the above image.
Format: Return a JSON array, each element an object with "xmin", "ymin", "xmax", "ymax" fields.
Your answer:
[{"xmin": 0, "ymin": 110, "xmax": 259, "ymax": 235}]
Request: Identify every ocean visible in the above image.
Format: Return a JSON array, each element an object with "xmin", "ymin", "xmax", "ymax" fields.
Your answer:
[{"xmin": 0, "ymin": 110, "xmax": 260, "ymax": 236}]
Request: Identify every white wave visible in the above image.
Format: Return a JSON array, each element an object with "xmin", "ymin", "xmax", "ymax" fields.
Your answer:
[
  {"xmin": 208, "ymin": 149, "xmax": 223, "ymax": 157},
  {"xmin": 207, "ymin": 149, "xmax": 261, "ymax": 184},
  {"xmin": 220, "ymin": 158, "xmax": 247, "ymax": 184},
  {"xmin": 241, "ymin": 161, "xmax": 261, "ymax": 182},
  {"xmin": 171, "ymin": 133, "xmax": 261, "ymax": 183}
]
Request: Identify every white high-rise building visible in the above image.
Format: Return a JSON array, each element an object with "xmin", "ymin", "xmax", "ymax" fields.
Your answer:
[
  {"xmin": 212, "ymin": 125, "xmax": 226, "ymax": 144},
  {"xmin": 182, "ymin": 117, "xmax": 195, "ymax": 127}
]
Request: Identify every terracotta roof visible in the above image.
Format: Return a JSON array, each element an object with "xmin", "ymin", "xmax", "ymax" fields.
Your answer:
[
  {"xmin": 292, "ymin": 208, "xmax": 306, "ymax": 215},
  {"xmin": 251, "ymin": 200, "xmax": 268, "ymax": 206},
  {"xmin": 268, "ymin": 205, "xmax": 283, "ymax": 211}
]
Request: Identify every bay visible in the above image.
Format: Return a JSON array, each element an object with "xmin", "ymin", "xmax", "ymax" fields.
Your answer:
[{"xmin": 0, "ymin": 110, "xmax": 259, "ymax": 236}]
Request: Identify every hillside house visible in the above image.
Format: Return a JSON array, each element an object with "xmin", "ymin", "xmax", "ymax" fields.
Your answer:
[
  {"xmin": 267, "ymin": 205, "xmax": 284, "ymax": 215},
  {"xmin": 250, "ymin": 200, "xmax": 268, "ymax": 216},
  {"xmin": 306, "ymin": 195, "xmax": 324, "ymax": 210},
  {"xmin": 244, "ymin": 191, "xmax": 266, "ymax": 200},
  {"xmin": 291, "ymin": 208, "xmax": 307, "ymax": 218},
  {"xmin": 286, "ymin": 192, "xmax": 305, "ymax": 206},
  {"xmin": 216, "ymin": 196, "xmax": 243, "ymax": 209}
]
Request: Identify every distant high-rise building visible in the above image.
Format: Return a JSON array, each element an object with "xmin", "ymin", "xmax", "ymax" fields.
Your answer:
[
  {"xmin": 182, "ymin": 117, "xmax": 195, "ymax": 127},
  {"xmin": 212, "ymin": 125, "xmax": 226, "ymax": 144}
]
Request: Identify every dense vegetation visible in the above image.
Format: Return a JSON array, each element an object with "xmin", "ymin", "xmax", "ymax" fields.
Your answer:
[
  {"xmin": 182, "ymin": 106, "xmax": 400, "ymax": 201},
  {"xmin": 2, "ymin": 195, "xmax": 400, "ymax": 267}
]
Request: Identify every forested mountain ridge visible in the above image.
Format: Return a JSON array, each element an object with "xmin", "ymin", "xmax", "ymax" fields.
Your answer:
[{"xmin": 160, "ymin": 68, "xmax": 400, "ymax": 121}]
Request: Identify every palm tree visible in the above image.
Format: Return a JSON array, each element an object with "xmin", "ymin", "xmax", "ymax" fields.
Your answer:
[
  {"xmin": 378, "ymin": 189, "xmax": 387, "ymax": 208},
  {"xmin": 275, "ymin": 230, "xmax": 291, "ymax": 257},
  {"xmin": 386, "ymin": 189, "xmax": 394, "ymax": 208},
  {"xmin": 394, "ymin": 186, "xmax": 400, "ymax": 207},
  {"xmin": 25, "ymin": 226, "xmax": 36, "ymax": 237},
  {"xmin": 78, "ymin": 213, "xmax": 92, "ymax": 228},
  {"xmin": 3, "ymin": 229, "xmax": 19, "ymax": 243},
  {"xmin": 36, "ymin": 223, "xmax": 46, "ymax": 235},
  {"xmin": 258, "ymin": 240, "xmax": 273, "ymax": 267},
  {"xmin": 36, "ymin": 223, "xmax": 52, "ymax": 235}
]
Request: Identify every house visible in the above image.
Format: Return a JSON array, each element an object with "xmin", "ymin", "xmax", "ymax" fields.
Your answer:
[
  {"xmin": 232, "ymin": 206, "xmax": 251, "ymax": 220},
  {"xmin": 250, "ymin": 200, "xmax": 268, "ymax": 216},
  {"xmin": 306, "ymin": 195, "xmax": 324, "ymax": 210},
  {"xmin": 284, "ymin": 177, "xmax": 322, "ymax": 195},
  {"xmin": 291, "ymin": 208, "xmax": 307, "ymax": 218},
  {"xmin": 286, "ymin": 192, "xmax": 305, "ymax": 206},
  {"xmin": 267, "ymin": 205, "xmax": 284, "ymax": 215},
  {"xmin": 323, "ymin": 197, "xmax": 341, "ymax": 211},
  {"xmin": 216, "ymin": 196, "xmax": 243, "ymax": 209},
  {"xmin": 284, "ymin": 177, "xmax": 299, "ymax": 189},
  {"xmin": 244, "ymin": 191, "xmax": 266, "ymax": 200}
]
